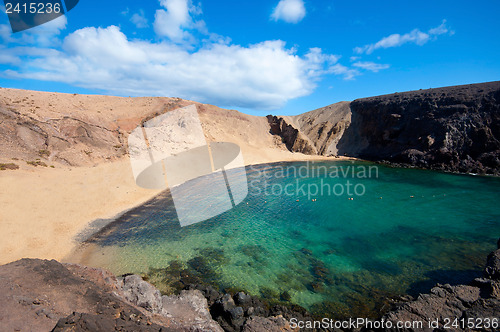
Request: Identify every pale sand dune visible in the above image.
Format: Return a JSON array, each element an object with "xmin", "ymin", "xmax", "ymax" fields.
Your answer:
[{"xmin": 0, "ymin": 88, "xmax": 345, "ymax": 264}]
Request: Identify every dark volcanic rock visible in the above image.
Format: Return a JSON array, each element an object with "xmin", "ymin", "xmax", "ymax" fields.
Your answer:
[
  {"xmin": 339, "ymin": 81, "xmax": 500, "ymax": 175},
  {"xmin": 382, "ymin": 242, "xmax": 500, "ymax": 332},
  {"xmin": 185, "ymin": 284, "xmax": 308, "ymax": 332},
  {"xmin": 0, "ymin": 259, "xmax": 223, "ymax": 332},
  {"xmin": 484, "ymin": 249, "xmax": 500, "ymax": 280},
  {"xmin": 52, "ymin": 311, "xmax": 171, "ymax": 332}
]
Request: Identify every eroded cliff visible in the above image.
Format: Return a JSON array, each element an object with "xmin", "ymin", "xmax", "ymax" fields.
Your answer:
[{"xmin": 270, "ymin": 81, "xmax": 500, "ymax": 175}]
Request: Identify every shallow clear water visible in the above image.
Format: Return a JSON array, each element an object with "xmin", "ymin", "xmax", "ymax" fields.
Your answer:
[{"xmin": 78, "ymin": 161, "xmax": 500, "ymax": 318}]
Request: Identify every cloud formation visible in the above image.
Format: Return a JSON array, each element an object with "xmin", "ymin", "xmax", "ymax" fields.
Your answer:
[
  {"xmin": 271, "ymin": 0, "xmax": 306, "ymax": 24},
  {"xmin": 352, "ymin": 61, "xmax": 390, "ymax": 72},
  {"xmin": 131, "ymin": 10, "xmax": 149, "ymax": 29},
  {"xmin": 154, "ymin": 0, "xmax": 204, "ymax": 43},
  {"xmin": 0, "ymin": 15, "xmax": 67, "ymax": 47},
  {"xmin": 0, "ymin": 0, "xmax": 398, "ymax": 110},
  {"xmin": 3, "ymin": 25, "xmax": 344, "ymax": 109},
  {"xmin": 354, "ymin": 20, "xmax": 452, "ymax": 54}
]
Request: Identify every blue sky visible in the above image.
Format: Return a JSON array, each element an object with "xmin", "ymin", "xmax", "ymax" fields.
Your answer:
[{"xmin": 0, "ymin": 0, "xmax": 499, "ymax": 116}]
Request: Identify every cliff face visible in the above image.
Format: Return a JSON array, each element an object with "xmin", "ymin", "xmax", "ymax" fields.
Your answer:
[
  {"xmin": 266, "ymin": 115, "xmax": 317, "ymax": 155},
  {"xmin": 266, "ymin": 102, "xmax": 351, "ymax": 157},
  {"xmin": 341, "ymin": 81, "xmax": 500, "ymax": 174},
  {"xmin": 293, "ymin": 101, "xmax": 351, "ymax": 156},
  {"xmin": 271, "ymin": 81, "xmax": 500, "ymax": 175}
]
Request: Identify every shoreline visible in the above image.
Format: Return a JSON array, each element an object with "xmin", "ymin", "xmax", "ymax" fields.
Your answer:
[
  {"xmin": 65, "ymin": 156, "xmax": 359, "ymax": 264},
  {"xmin": 0, "ymin": 154, "xmax": 355, "ymax": 265}
]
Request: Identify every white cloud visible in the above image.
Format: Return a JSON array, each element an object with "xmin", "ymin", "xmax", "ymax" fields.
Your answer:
[
  {"xmin": 131, "ymin": 10, "xmax": 149, "ymax": 29},
  {"xmin": 352, "ymin": 61, "xmax": 389, "ymax": 72},
  {"xmin": 0, "ymin": 24, "xmax": 13, "ymax": 43},
  {"xmin": 428, "ymin": 19, "xmax": 450, "ymax": 35},
  {"xmin": 354, "ymin": 20, "xmax": 452, "ymax": 54},
  {"xmin": 0, "ymin": 45, "xmax": 20, "ymax": 65},
  {"xmin": 5, "ymin": 26, "xmax": 346, "ymax": 110},
  {"xmin": 154, "ymin": 0, "xmax": 204, "ymax": 43},
  {"xmin": 328, "ymin": 64, "xmax": 359, "ymax": 80},
  {"xmin": 0, "ymin": 15, "xmax": 67, "ymax": 47},
  {"xmin": 271, "ymin": 0, "xmax": 306, "ymax": 24},
  {"xmin": 1, "ymin": 1, "xmax": 375, "ymax": 110}
]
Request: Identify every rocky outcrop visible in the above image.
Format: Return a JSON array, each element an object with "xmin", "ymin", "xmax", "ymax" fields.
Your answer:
[
  {"xmin": 340, "ymin": 81, "xmax": 500, "ymax": 174},
  {"xmin": 2, "ymin": 243, "xmax": 500, "ymax": 332},
  {"xmin": 292, "ymin": 101, "xmax": 352, "ymax": 156},
  {"xmin": 0, "ymin": 258, "xmax": 300, "ymax": 332},
  {"xmin": 184, "ymin": 284, "xmax": 306, "ymax": 332},
  {"xmin": 266, "ymin": 115, "xmax": 317, "ymax": 155},
  {"xmin": 485, "ymin": 249, "xmax": 500, "ymax": 280},
  {"xmin": 0, "ymin": 259, "xmax": 221, "ymax": 331},
  {"xmin": 269, "ymin": 81, "xmax": 500, "ymax": 175},
  {"xmin": 0, "ymin": 105, "xmax": 125, "ymax": 167},
  {"xmin": 382, "ymin": 240, "xmax": 500, "ymax": 331}
]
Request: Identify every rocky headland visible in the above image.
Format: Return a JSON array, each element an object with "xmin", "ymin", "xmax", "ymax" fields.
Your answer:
[{"xmin": 269, "ymin": 81, "xmax": 500, "ymax": 175}]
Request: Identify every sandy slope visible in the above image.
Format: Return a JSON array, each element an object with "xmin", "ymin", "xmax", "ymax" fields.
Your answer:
[{"xmin": 0, "ymin": 88, "xmax": 334, "ymax": 264}]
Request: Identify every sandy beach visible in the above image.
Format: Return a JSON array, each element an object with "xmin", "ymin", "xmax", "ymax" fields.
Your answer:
[
  {"xmin": 0, "ymin": 87, "xmax": 346, "ymax": 264},
  {"xmin": 0, "ymin": 155, "xmax": 343, "ymax": 265}
]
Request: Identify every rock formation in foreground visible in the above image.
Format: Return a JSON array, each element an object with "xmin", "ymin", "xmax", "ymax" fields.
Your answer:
[
  {"xmin": 1, "ymin": 240, "xmax": 499, "ymax": 331},
  {"xmin": 270, "ymin": 81, "xmax": 500, "ymax": 175},
  {"xmin": 0, "ymin": 259, "xmax": 296, "ymax": 331},
  {"xmin": 383, "ymin": 239, "xmax": 500, "ymax": 332},
  {"xmin": 0, "ymin": 259, "xmax": 222, "ymax": 331}
]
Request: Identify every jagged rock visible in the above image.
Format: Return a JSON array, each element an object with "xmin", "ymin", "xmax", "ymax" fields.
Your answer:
[
  {"xmin": 235, "ymin": 292, "xmax": 252, "ymax": 305},
  {"xmin": 161, "ymin": 290, "xmax": 224, "ymax": 332},
  {"xmin": 184, "ymin": 284, "xmax": 221, "ymax": 306},
  {"xmin": 383, "ymin": 243, "xmax": 500, "ymax": 332},
  {"xmin": 242, "ymin": 315, "xmax": 293, "ymax": 332},
  {"xmin": 51, "ymin": 311, "xmax": 172, "ymax": 332},
  {"xmin": 266, "ymin": 115, "xmax": 317, "ymax": 155},
  {"xmin": 0, "ymin": 259, "xmax": 222, "ymax": 332},
  {"xmin": 119, "ymin": 275, "xmax": 163, "ymax": 314},
  {"xmin": 484, "ymin": 249, "xmax": 500, "ymax": 280},
  {"xmin": 0, "ymin": 259, "xmax": 184, "ymax": 331}
]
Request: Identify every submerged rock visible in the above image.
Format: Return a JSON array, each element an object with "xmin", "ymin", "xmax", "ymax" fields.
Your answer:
[{"xmin": 235, "ymin": 291, "xmax": 252, "ymax": 305}]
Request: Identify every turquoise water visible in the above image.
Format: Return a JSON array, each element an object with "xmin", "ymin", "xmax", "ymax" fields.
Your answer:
[{"xmin": 79, "ymin": 161, "xmax": 500, "ymax": 318}]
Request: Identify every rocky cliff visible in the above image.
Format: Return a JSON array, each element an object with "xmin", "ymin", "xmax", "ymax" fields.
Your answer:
[
  {"xmin": 270, "ymin": 81, "xmax": 500, "ymax": 175},
  {"xmin": 383, "ymin": 239, "xmax": 500, "ymax": 332},
  {"xmin": 0, "ymin": 259, "xmax": 298, "ymax": 331},
  {"xmin": 342, "ymin": 81, "xmax": 500, "ymax": 175}
]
